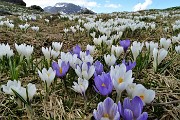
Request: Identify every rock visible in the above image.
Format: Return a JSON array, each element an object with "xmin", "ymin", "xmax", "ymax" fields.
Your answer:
[
  {"xmin": 29, "ymin": 5, "xmax": 44, "ymax": 12},
  {"xmin": 0, "ymin": 9, "xmax": 12, "ymax": 15},
  {"xmin": 1, "ymin": 0, "xmax": 26, "ymax": 6}
]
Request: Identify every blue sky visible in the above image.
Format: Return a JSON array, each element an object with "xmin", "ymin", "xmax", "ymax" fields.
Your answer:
[{"xmin": 24, "ymin": 0, "xmax": 180, "ymax": 13}]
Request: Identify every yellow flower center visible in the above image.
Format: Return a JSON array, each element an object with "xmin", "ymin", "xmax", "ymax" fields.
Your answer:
[
  {"xmin": 139, "ymin": 95, "xmax": 145, "ymax": 100},
  {"xmin": 59, "ymin": 67, "xmax": 63, "ymax": 74},
  {"xmin": 101, "ymin": 83, "xmax": 106, "ymax": 87},
  {"xmin": 118, "ymin": 77, "xmax": 123, "ymax": 84},
  {"xmin": 47, "ymin": 73, "xmax": 50, "ymax": 77},
  {"xmin": 103, "ymin": 113, "xmax": 109, "ymax": 118}
]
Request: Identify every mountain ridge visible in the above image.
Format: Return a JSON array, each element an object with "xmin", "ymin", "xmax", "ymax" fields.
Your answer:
[{"xmin": 43, "ymin": 2, "xmax": 95, "ymax": 14}]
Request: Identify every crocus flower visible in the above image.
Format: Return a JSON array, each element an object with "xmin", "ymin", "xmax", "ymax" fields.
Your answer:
[
  {"xmin": 73, "ymin": 45, "xmax": 81, "ymax": 58},
  {"xmin": 110, "ymin": 64, "xmax": 134, "ymax": 97},
  {"xmin": 26, "ymin": 83, "xmax": 37, "ymax": 100},
  {"xmin": 118, "ymin": 96, "xmax": 148, "ymax": 120},
  {"xmin": 126, "ymin": 83, "xmax": 144, "ymax": 98},
  {"xmin": 42, "ymin": 47, "xmax": 51, "ymax": 61},
  {"xmin": 2, "ymin": 80, "xmax": 36, "ymax": 101},
  {"xmin": 160, "ymin": 38, "xmax": 171, "ymax": 50},
  {"xmin": 75, "ymin": 62, "xmax": 95, "ymax": 80},
  {"xmin": 93, "ymin": 38, "xmax": 103, "ymax": 45},
  {"xmin": 120, "ymin": 40, "xmax": 131, "ymax": 52},
  {"xmin": 38, "ymin": 67, "xmax": 56, "ymax": 87},
  {"xmin": 0, "ymin": 43, "xmax": 14, "ymax": 58},
  {"xmin": 122, "ymin": 60, "xmax": 136, "ymax": 71},
  {"xmin": 145, "ymin": 41, "xmax": 158, "ymax": 57},
  {"xmin": 132, "ymin": 85, "xmax": 155, "ymax": 105},
  {"xmin": 52, "ymin": 42, "xmax": 63, "ymax": 51},
  {"xmin": 52, "ymin": 59, "xmax": 70, "ymax": 77},
  {"xmin": 175, "ymin": 45, "xmax": 180, "ymax": 53},
  {"xmin": 51, "ymin": 49, "xmax": 60, "ymax": 59},
  {"xmin": 86, "ymin": 44, "xmax": 95, "ymax": 55},
  {"xmin": 104, "ymin": 54, "xmax": 117, "ymax": 66},
  {"xmin": 94, "ymin": 72, "xmax": 113, "ymax": 96},
  {"xmin": 31, "ymin": 26, "xmax": 39, "ymax": 32},
  {"xmin": 15, "ymin": 43, "xmax": 34, "ymax": 60},
  {"xmin": 153, "ymin": 48, "xmax": 168, "ymax": 71},
  {"xmin": 111, "ymin": 45, "xmax": 124, "ymax": 58},
  {"xmin": 131, "ymin": 41, "xmax": 144, "ymax": 61},
  {"xmin": 93, "ymin": 97, "xmax": 120, "ymax": 120},
  {"xmin": 72, "ymin": 77, "xmax": 89, "ymax": 97},
  {"xmin": 66, "ymin": 53, "xmax": 82, "ymax": 69},
  {"xmin": 80, "ymin": 51, "xmax": 93, "ymax": 64},
  {"xmin": 63, "ymin": 28, "xmax": 69, "ymax": 33},
  {"xmin": 94, "ymin": 60, "xmax": 104, "ymax": 76},
  {"xmin": 2, "ymin": 80, "xmax": 21, "ymax": 95}
]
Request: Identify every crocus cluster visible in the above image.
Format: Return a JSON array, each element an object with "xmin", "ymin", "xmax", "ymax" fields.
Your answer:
[
  {"xmin": 93, "ymin": 97, "xmax": 148, "ymax": 120},
  {"xmin": 15, "ymin": 43, "xmax": 34, "ymax": 60},
  {"xmin": 2, "ymin": 80, "xmax": 36, "ymax": 103},
  {"xmin": 0, "ymin": 43, "xmax": 14, "ymax": 58}
]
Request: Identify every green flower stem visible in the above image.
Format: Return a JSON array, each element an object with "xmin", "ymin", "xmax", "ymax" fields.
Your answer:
[{"xmin": 116, "ymin": 92, "xmax": 122, "ymax": 103}]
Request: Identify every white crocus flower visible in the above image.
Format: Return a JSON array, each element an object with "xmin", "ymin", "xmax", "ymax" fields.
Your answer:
[
  {"xmin": 63, "ymin": 28, "xmax": 69, "ymax": 33},
  {"xmin": 2, "ymin": 80, "xmax": 36, "ymax": 101},
  {"xmin": 27, "ymin": 83, "xmax": 36, "ymax": 100},
  {"xmin": 19, "ymin": 23, "xmax": 30, "ymax": 31},
  {"xmin": 126, "ymin": 83, "xmax": 144, "ymax": 98},
  {"xmin": 70, "ymin": 26, "xmax": 76, "ymax": 33},
  {"xmin": 42, "ymin": 47, "xmax": 51, "ymax": 61},
  {"xmin": 80, "ymin": 51, "xmax": 93, "ymax": 64},
  {"xmin": 45, "ymin": 19, "xmax": 49, "ymax": 23},
  {"xmin": 153, "ymin": 48, "xmax": 168, "ymax": 71},
  {"xmin": 131, "ymin": 41, "xmax": 144, "ymax": 61},
  {"xmin": 68, "ymin": 54, "xmax": 82, "ymax": 69},
  {"xmin": 110, "ymin": 64, "xmax": 134, "ymax": 94},
  {"xmin": 160, "ymin": 38, "xmax": 171, "ymax": 50},
  {"xmin": 75, "ymin": 62, "xmax": 95, "ymax": 80},
  {"xmin": 38, "ymin": 67, "xmax": 56, "ymax": 87},
  {"xmin": 16, "ymin": 87, "xmax": 27, "ymax": 100},
  {"xmin": 0, "ymin": 43, "xmax": 14, "ymax": 58},
  {"xmin": 72, "ymin": 77, "xmax": 89, "ymax": 96},
  {"xmin": 111, "ymin": 45, "xmax": 123, "ymax": 58},
  {"xmin": 51, "ymin": 49, "xmax": 60, "ymax": 59},
  {"xmin": 2, "ymin": 80, "xmax": 21, "ymax": 95},
  {"xmin": 90, "ymin": 32, "xmax": 96, "ymax": 38},
  {"xmin": 31, "ymin": 26, "xmax": 39, "ymax": 32},
  {"xmin": 175, "ymin": 46, "xmax": 180, "ymax": 53},
  {"xmin": 15, "ymin": 43, "xmax": 34, "ymax": 60},
  {"xmin": 132, "ymin": 85, "xmax": 155, "ymax": 105},
  {"xmin": 86, "ymin": 44, "xmax": 95, "ymax": 55},
  {"xmin": 104, "ymin": 54, "xmax": 116, "ymax": 66},
  {"xmin": 145, "ymin": 41, "xmax": 158, "ymax": 57},
  {"xmin": 52, "ymin": 42, "xmax": 63, "ymax": 51},
  {"xmin": 93, "ymin": 38, "xmax": 102, "ymax": 45}
]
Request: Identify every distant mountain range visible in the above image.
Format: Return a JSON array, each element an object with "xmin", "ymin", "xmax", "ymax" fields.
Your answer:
[{"xmin": 44, "ymin": 3, "xmax": 95, "ymax": 14}]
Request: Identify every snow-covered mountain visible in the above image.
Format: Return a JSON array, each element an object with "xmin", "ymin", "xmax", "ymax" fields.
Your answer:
[{"xmin": 43, "ymin": 3, "xmax": 95, "ymax": 14}]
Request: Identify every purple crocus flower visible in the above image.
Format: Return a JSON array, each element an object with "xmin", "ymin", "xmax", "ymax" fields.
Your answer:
[
  {"xmin": 94, "ymin": 72, "xmax": 113, "ymax": 96},
  {"xmin": 93, "ymin": 97, "xmax": 120, "ymax": 120},
  {"xmin": 52, "ymin": 59, "xmax": 69, "ymax": 77},
  {"xmin": 118, "ymin": 96, "xmax": 148, "ymax": 120},
  {"xmin": 73, "ymin": 45, "xmax": 81, "ymax": 58},
  {"xmin": 122, "ymin": 60, "xmax": 136, "ymax": 71},
  {"xmin": 120, "ymin": 40, "xmax": 131, "ymax": 52},
  {"xmin": 94, "ymin": 60, "xmax": 104, "ymax": 77}
]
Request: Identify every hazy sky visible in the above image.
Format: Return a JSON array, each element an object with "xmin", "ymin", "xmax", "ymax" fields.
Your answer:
[{"xmin": 23, "ymin": 0, "xmax": 180, "ymax": 13}]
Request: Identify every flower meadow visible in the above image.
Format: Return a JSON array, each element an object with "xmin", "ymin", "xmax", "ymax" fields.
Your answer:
[{"xmin": 0, "ymin": 9, "xmax": 180, "ymax": 120}]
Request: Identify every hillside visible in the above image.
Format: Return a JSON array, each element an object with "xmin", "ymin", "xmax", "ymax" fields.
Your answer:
[{"xmin": 0, "ymin": 1, "xmax": 42, "ymax": 15}]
